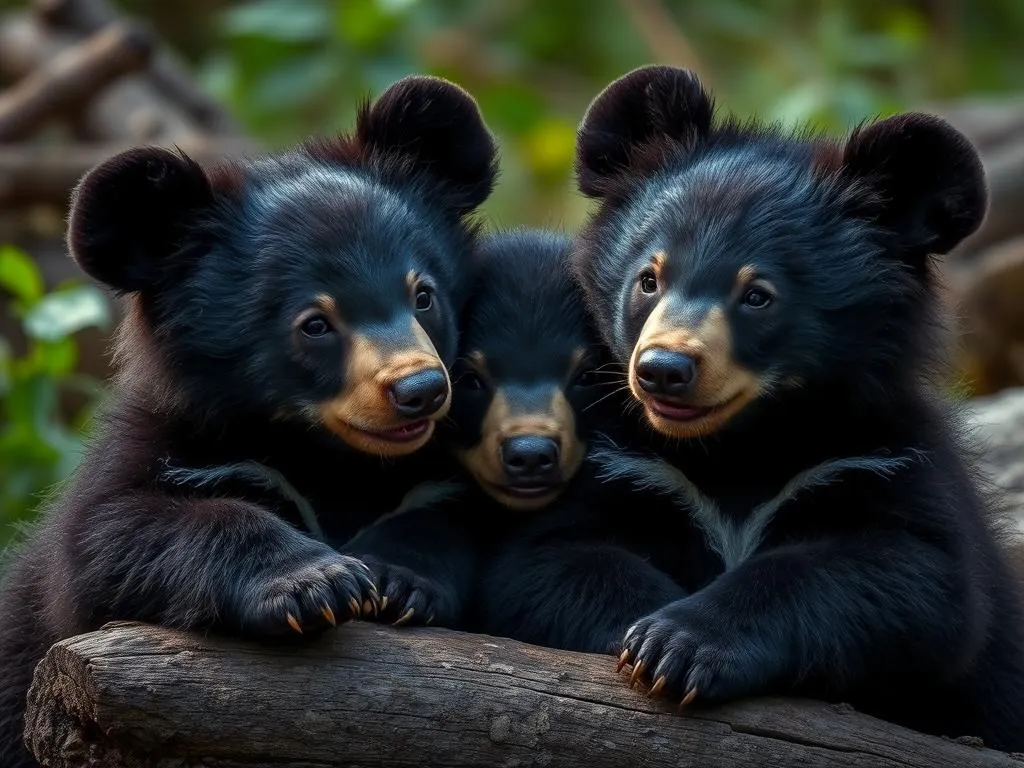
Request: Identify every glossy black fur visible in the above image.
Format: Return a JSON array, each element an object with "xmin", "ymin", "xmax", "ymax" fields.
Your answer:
[
  {"xmin": 474, "ymin": 471, "xmax": 719, "ymax": 654},
  {"xmin": 0, "ymin": 76, "xmax": 497, "ymax": 768},
  {"xmin": 571, "ymin": 65, "xmax": 1024, "ymax": 750},
  {"xmin": 344, "ymin": 229, "xmax": 663, "ymax": 640}
]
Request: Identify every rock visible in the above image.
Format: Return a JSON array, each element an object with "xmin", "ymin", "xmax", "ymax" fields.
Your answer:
[{"xmin": 966, "ymin": 386, "xmax": 1024, "ymax": 532}]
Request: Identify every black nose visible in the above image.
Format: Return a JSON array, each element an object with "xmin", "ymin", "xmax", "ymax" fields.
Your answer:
[
  {"xmin": 501, "ymin": 435, "xmax": 561, "ymax": 484},
  {"xmin": 389, "ymin": 368, "xmax": 449, "ymax": 419},
  {"xmin": 634, "ymin": 348, "xmax": 698, "ymax": 397}
]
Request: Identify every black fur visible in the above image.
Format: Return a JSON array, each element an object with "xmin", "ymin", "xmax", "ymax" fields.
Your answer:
[
  {"xmin": 571, "ymin": 65, "xmax": 1024, "ymax": 750},
  {"xmin": 0, "ymin": 75, "xmax": 497, "ymax": 768},
  {"xmin": 344, "ymin": 229, "xmax": 655, "ymax": 641}
]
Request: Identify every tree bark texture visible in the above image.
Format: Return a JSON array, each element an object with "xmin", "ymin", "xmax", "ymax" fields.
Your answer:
[{"xmin": 24, "ymin": 621, "xmax": 1024, "ymax": 768}]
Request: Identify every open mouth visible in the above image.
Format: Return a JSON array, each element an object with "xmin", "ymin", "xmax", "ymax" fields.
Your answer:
[{"xmin": 351, "ymin": 419, "xmax": 431, "ymax": 443}]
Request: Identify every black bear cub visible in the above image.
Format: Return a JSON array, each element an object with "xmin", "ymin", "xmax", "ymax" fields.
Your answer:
[
  {"xmin": 0, "ymin": 76, "xmax": 496, "ymax": 768},
  {"xmin": 343, "ymin": 228, "xmax": 631, "ymax": 633},
  {"xmin": 573, "ymin": 65, "xmax": 1024, "ymax": 750},
  {"xmin": 447, "ymin": 229, "xmax": 612, "ymax": 510}
]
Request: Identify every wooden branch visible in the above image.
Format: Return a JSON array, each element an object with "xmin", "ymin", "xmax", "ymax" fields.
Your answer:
[
  {"xmin": 32, "ymin": 0, "xmax": 242, "ymax": 134},
  {"xmin": 0, "ymin": 13, "xmax": 209, "ymax": 143},
  {"xmin": 24, "ymin": 621, "xmax": 1020, "ymax": 768},
  {"xmin": 0, "ymin": 137, "xmax": 258, "ymax": 207},
  {"xmin": 0, "ymin": 21, "xmax": 153, "ymax": 142}
]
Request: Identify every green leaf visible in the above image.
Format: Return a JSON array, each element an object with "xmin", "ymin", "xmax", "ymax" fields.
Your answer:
[
  {"xmin": 0, "ymin": 245, "xmax": 44, "ymax": 306},
  {"xmin": 0, "ymin": 336, "xmax": 10, "ymax": 397},
  {"xmin": 23, "ymin": 285, "xmax": 110, "ymax": 342},
  {"xmin": 223, "ymin": 0, "xmax": 330, "ymax": 42},
  {"xmin": 32, "ymin": 338, "xmax": 78, "ymax": 378}
]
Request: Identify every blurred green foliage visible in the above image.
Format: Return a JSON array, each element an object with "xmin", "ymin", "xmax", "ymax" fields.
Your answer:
[
  {"xmin": 192, "ymin": 0, "xmax": 1024, "ymax": 228},
  {"xmin": 0, "ymin": 247, "xmax": 109, "ymax": 544},
  {"xmin": 3, "ymin": 0, "xmax": 1024, "ymax": 537}
]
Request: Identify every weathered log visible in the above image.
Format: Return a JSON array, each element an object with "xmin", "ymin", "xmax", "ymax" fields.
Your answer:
[
  {"xmin": 0, "ymin": 21, "xmax": 153, "ymax": 142},
  {"xmin": 23, "ymin": 621, "xmax": 1022, "ymax": 767},
  {"xmin": 32, "ymin": 0, "xmax": 241, "ymax": 134},
  {"xmin": 0, "ymin": 137, "xmax": 257, "ymax": 207}
]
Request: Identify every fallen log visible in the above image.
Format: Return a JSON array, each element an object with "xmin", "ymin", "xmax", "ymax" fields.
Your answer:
[
  {"xmin": 23, "ymin": 621, "xmax": 1022, "ymax": 767},
  {"xmin": 0, "ymin": 21, "xmax": 153, "ymax": 142}
]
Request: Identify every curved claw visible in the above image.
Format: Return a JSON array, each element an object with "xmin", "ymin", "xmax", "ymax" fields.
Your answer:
[
  {"xmin": 286, "ymin": 613, "xmax": 303, "ymax": 634},
  {"xmin": 321, "ymin": 605, "xmax": 337, "ymax": 627},
  {"xmin": 348, "ymin": 597, "xmax": 361, "ymax": 617},
  {"xmin": 380, "ymin": 595, "xmax": 389, "ymax": 611},
  {"xmin": 679, "ymin": 688, "xmax": 699, "ymax": 710},
  {"xmin": 616, "ymin": 649, "xmax": 631, "ymax": 672},
  {"xmin": 392, "ymin": 608, "xmax": 415, "ymax": 626},
  {"xmin": 647, "ymin": 676, "xmax": 667, "ymax": 698},
  {"xmin": 629, "ymin": 660, "xmax": 646, "ymax": 687}
]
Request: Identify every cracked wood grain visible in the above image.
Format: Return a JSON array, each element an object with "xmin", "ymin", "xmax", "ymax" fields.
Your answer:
[{"xmin": 23, "ymin": 621, "xmax": 1023, "ymax": 767}]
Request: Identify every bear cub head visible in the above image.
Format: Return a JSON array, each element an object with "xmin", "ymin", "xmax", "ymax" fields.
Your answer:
[
  {"xmin": 573, "ymin": 65, "xmax": 987, "ymax": 440},
  {"xmin": 67, "ymin": 75, "xmax": 498, "ymax": 458},
  {"xmin": 444, "ymin": 229, "xmax": 619, "ymax": 510}
]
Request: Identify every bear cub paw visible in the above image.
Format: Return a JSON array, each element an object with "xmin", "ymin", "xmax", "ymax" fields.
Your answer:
[
  {"xmin": 618, "ymin": 601, "xmax": 773, "ymax": 709},
  {"xmin": 360, "ymin": 556, "xmax": 457, "ymax": 628},
  {"xmin": 242, "ymin": 553, "xmax": 378, "ymax": 636}
]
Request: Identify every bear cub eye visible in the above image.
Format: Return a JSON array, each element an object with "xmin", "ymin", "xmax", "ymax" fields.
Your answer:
[
  {"xmin": 741, "ymin": 286, "xmax": 773, "ymax": 309},
  {"xmin": 415, "ymin": 287, "xmax": 433, "ymax": 311},
  {"xmin": 639, "ymin": 269, "xmax": 658, "ymax": 295},
  {"xmin": 573, "ymin": 368, "xmax": 602, "ymax": 387},
  {"xmin": 455, "ymin": 368, "xmax": 485, "ymax": 391},
  {"xmin": 300, "ymin": 314, "xmax": 333, "ymax": 339}
]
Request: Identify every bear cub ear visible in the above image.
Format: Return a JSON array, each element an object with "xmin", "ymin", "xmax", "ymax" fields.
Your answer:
[
  {"xmin": 576, "ymin": 64, "xmax": 713, "ymax": 198},
  {"xmin": 357, "ymin": 75, "xmax": 498, "ymax": 214},
  {"xmin": 842, "ymin": 113, "xmax": 987, "ymax": 265},
  {"xmin": 67, "ymin": 146, "xmax": 215, "ymax": 294}
]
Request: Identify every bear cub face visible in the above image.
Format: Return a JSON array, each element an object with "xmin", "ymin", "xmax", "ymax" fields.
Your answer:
[
  {"xmin": 445, "ymin": 230, "xmax": 616, "ymax": 510},
  {"xmin": 67, "ymin": 76, "xmax": 497, "ymax": 458},
  {"xmin": 573, "ymin": 65, "xmax": 987, "ymax": 440}
]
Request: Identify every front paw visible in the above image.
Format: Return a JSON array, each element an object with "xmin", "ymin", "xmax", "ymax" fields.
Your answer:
[
  {"xmin": 360, "ymin": 556, "xmax": 456, "ymax": 628},
  {"xmin": 618, "ymin": 602, "xmax": 771, "ymax": 707},
  {"xmin": 241, "ymin": 553, "xmax": 377, "ymax": 636}
]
